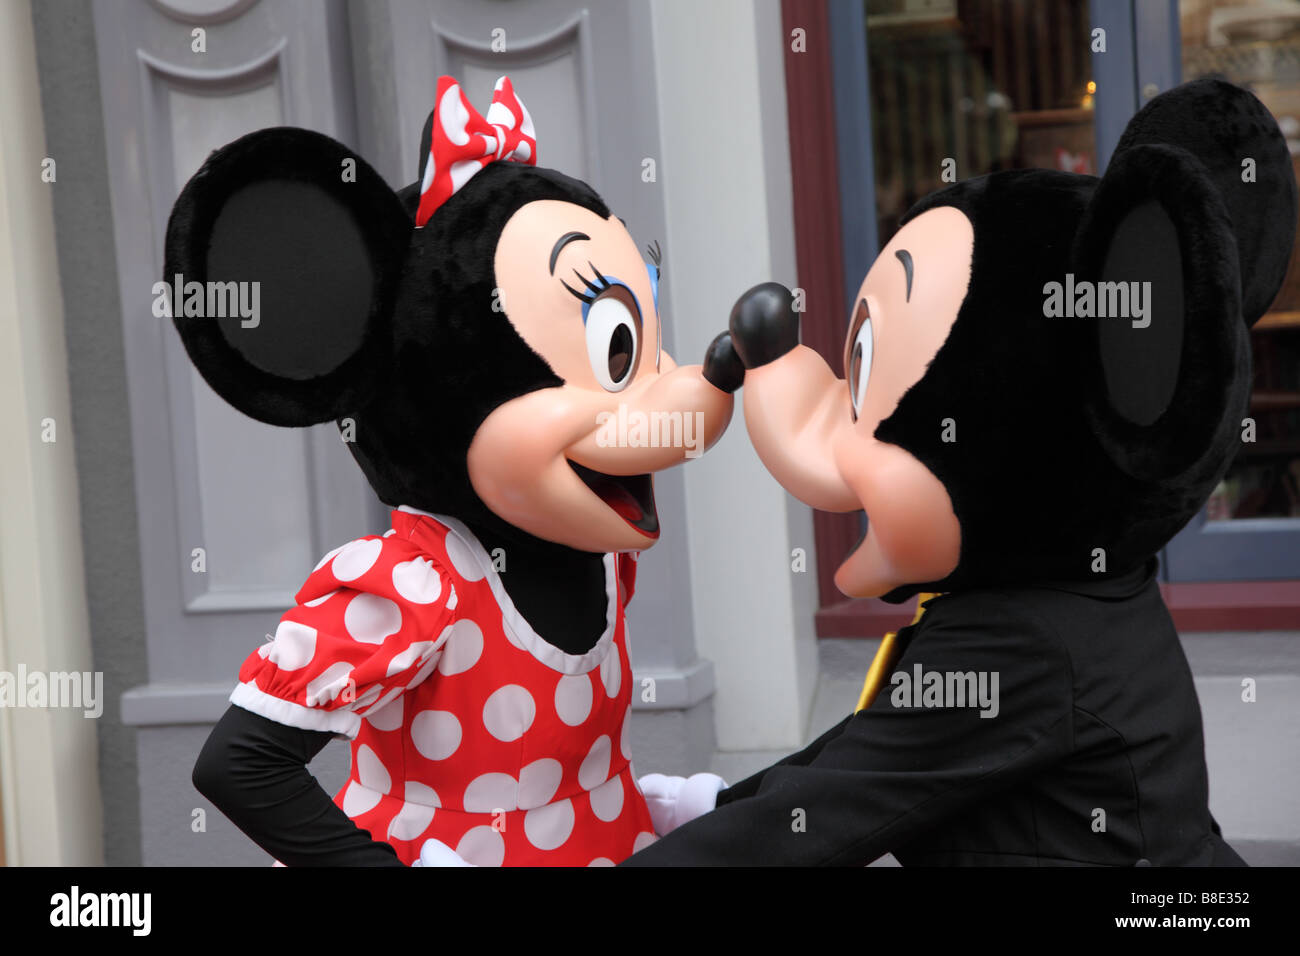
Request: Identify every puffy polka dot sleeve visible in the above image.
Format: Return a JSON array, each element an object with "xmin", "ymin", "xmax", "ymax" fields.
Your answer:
[{"xmin": 230, "ymin": 533, "xmax": 458, "ymax": 740}]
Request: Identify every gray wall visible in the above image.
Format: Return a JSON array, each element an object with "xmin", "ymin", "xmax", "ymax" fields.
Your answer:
[{"xmin": 30, "ymin": 0, "xmax": 146, "ymax": 867}]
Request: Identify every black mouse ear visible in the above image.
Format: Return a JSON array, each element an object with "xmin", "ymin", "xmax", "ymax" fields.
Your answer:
[
  {"xmin": 1071, "ymin": 140, "xmax": 1250, "ymax": 484},
  {"xmin": 1112, "ymin": 78, "xmax": 1297, "ymax": 327},
  {"xmin": 164, "ymin": 127, "xmax": 411, "ymax": 427}
]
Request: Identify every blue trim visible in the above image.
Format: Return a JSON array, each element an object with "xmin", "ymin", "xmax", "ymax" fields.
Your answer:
[
  {"xmin": 1089, "ymin": 0, "xmax": 1139, "ymax": 174},
  {"xmin": 829, "ymin": 0, "xmax": 878, "ymax": 322},
  {"xmin": 1134, "ymin": 0, "xmax": 1182, "ymax": 103}
]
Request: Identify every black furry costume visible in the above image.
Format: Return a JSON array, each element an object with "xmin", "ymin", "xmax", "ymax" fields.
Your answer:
[{"xmin": 623, "ymin": 80, "xmax": 1294, "ymax": 866}]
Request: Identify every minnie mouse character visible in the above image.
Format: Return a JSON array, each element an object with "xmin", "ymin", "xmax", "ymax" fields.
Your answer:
[
  {"xmin": 624, "ymin": 79, "xmax": 1296, "ymax": 866},
  {"xmin": 181, "ymin": 76, "xmax": 738, "ymax": 866}
]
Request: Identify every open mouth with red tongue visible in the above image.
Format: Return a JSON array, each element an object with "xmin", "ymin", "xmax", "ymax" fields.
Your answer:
[{"xmin": 568, "ymin": 461, "xmax": 659, "ymax": 538}]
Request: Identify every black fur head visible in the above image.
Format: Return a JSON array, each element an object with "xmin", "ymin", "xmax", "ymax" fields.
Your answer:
[{"xmin": 874, "ymin": 78, "xmax": 1296, "ymax": 598}]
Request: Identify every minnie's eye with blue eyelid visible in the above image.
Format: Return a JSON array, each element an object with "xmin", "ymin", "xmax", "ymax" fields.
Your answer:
[{"xmin": 577, "ymin": 276, "xmax": 643, "ymax": 392}]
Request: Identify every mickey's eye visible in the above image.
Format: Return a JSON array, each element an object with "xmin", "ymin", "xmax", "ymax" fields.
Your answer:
[
  {"xmin": 844, "ymin": 299, "xmax": 873, "ymax": 422},
  {"xmin": 585, "ymin": 284, "xmax": 642, "ymax": 392}
]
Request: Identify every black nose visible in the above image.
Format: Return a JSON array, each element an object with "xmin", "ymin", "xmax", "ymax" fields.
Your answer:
[
  {"xmin": 702, "ymin": 331, "xmax": 745, "ymax": 393},
  {"xmin": 728, "ymin": 282, "xmax": 800, "ymax": 369}
]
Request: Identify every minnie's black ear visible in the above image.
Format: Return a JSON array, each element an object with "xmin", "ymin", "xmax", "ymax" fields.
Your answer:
[
  {"xmin": 164, "ymin": 128, "xmax": 411, "ymax": 427},
  {"xmin": 1071, "ymin": 80, "xmax": 1293, "ymax": 485}
]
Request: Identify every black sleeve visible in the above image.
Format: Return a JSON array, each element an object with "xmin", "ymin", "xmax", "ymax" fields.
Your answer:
[
  {"xmin": 622, "ymin": 594, "xmax": 1074, "ymax": 866},
  {"xmin": 193, "ymin": 704, "xmax": 404, "ymax": 867},
  {"xmin": 715, "ymin": 714, "xmax": 853, "ymax": 806}
]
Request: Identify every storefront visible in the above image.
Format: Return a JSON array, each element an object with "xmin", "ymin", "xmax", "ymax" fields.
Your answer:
[{"xmin": 783, "ymin": 0, "xmax": 1300, "ymax": 635}]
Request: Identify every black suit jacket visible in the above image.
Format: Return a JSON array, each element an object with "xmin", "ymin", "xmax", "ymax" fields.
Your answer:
[{"xmin": 623, "ymin": 560, "xmax": 1244, "ymax": 866}]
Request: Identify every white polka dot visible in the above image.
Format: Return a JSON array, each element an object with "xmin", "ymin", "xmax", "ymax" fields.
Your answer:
[
  {"xmin": 517, "ymin": 758, "xmax": 563, "ymax": 809},
  {"xmin": 331, "ymin": 538, "xmax": 383, "ymax": 581},
  {"xmin": 387, "ymin": 782, "xmax": 439, "ymax": 841},
  {"xmin": 256, "ymin": 642, "xmax": 271, "ymax": 659},
  {"xmin": 579, "ymin": 734, "xmax": 612, "ymax": 790},
  {"xmin": 620, "ymin": 704, "xmax": 632, "ymax": 759},
  {"xmin": 391, "ymin": 557, "xmax": 443, "ymax": 604},
  {"xmin": 363, "ymin": 688, "xmax": 403, "ymax": 730},
  {"xmin": 485, "ymin": 95, "xmax": 516, "ymax": 130},
  {"xmin": 588, "ymin": 857, "xmax": 615, "ymax": 867},
  {"xmin": 305, "ymin": 662, "xmax": 354, "ymax": 707},
  {"xmin": 341, "ymin": 780, "xmax": 381, "ymax": 816},
  {"xmin": 633, "ymin": 831, "xmax": 657, "ymax": 853},
  {"xmin": 303, "ymin": 589, "xmax": 337, "ymax": 607},
  {"xmin": 438, "ymin": 83, "xmax": 472, "ymax": 146},
  {"xmin": 436, "ymin": 619, "xmax": 483, "ymax": 676},
  {"xmin": 266, "ymin": 621, "xmax": 316, "ymax": 671},
  {"xmin": 456, "ymin": 825, "xmax": 505, "ymax": 867},
  {"xmin": 589, "ymin": 774, "xmax": 625, "ymax": 822},
  {"xmin": 382, "ymin": 528, "xmax": 397, "ymax": 538},
  {"xmin": 355, "ymin": 744, "xmax": 391, "ymax": 795},
  {"xmin": 483, "ymin": 685, "xmax": 535, "ymax": 742},
  {"xmin": 444, "ymin": 530, "xmax": 485, "ymax": 581},
  {"xmin": 600, "ymin": 643, "xmax": 622, "ymax": 698},
  {"xmin": 344, "ymin": 594, "xmax": 402, "ymax": 644},
  {"xmin": 386, "ymin": 640, "xmax": 435, "ymax": 677},
  {"xmin": 554, "ymin": 674, "xmax": 593, "ymax": 726},
  {"xmin": 524, "ymin": 798, "xmax": 574, "ymax": 851},
  {"xmin": 410, "ymin": 710, "xmax": 461, "ymax": 760},
  {"xmin": 449, "ymin": 157, "xmax": 485, "ymax": 195},
  {"xmin": 406, "ymin": 781, "xmax": 439, "ymax": 806},
  {"xmin": 463, "ymin": 772, "xmax": 518, "ymax": 813}
]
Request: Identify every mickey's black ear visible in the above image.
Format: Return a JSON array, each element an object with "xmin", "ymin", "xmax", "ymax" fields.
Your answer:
[
  {"xmin": 164, "ymin": 128, "xmax": 411, "ymax": 427},
  {"xmin": 1113, "ymin": 78, "xmax": 1296, "ymax": 326},
  {"xmin": 1072, "ymin": 142, "xmax": 1249, "ymax": 482},
  {"xmin": 1070, "ymin": 80, "xmax": 1294, "ymax": 484}
]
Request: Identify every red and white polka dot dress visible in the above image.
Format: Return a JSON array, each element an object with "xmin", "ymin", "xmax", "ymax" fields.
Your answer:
[{"xmin": 230, "ymin": 506, "xmax": 656, "ymax": 866}]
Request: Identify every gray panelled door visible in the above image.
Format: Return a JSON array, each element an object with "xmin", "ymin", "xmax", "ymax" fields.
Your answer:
[
  {"xmin": 94, "ymin": 0, "xmax": 380, "ymax": 689},
  {"xmin": 355, "ymin": 0, "xmax": 704, "ymax": 683},
  {"xmin": 103, "ymin": 0, "xmax": 705, "ymax": 723}
]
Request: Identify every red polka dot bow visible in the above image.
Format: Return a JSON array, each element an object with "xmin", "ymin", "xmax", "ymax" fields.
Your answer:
[{"xmin": 415, "ymin": 75, "xmax": 537, "ymax": 227}]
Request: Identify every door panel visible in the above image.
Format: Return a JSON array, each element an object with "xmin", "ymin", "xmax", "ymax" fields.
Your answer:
[
  {"xmin": 93, "ymin": 0, "xmax": 379, "ymax": 683},
  {"xmin": 375, "ymin": 0, "xmax": 699, "ymax": 673}
]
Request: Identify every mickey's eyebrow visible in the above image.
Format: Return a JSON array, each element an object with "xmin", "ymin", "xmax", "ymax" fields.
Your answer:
[
  {"xmin": 550, "ymin": 231, "xmax": 590, "ymax": 275},
  {"xmin": 895, "ymin": 249, "xmax": 914, "ymax": 302}
]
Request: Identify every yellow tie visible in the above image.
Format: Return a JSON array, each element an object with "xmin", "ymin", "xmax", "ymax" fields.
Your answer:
[{"xmin": 855, "ymin": 593, "xmax": 939, "ymax": 713}]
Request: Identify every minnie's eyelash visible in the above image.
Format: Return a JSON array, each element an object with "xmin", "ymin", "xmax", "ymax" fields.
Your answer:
[{"xmin": 561, "ymin": 261, "xmax": 612, "ymax": 305}]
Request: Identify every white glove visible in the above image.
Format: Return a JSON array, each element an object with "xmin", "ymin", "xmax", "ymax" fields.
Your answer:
[
  {"xmin": 412, "ymin": 837, "xmax": 476, "ymax": 867},
  {"xmin": 638, "ymin": 772, "xmax": 727, "ymax": 836}
]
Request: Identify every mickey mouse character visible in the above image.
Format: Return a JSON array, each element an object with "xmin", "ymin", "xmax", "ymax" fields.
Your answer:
[
  {"xmin": 623, "ymin": 79, "xmax": 1296, "ymax": 866},
  {"xmin": 181, "ymin": 76, "xmax": 738, "ymax": 866}
]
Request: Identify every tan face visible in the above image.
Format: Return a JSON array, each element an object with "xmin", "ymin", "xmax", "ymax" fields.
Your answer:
[
  {"xmin": 467, "ymin": 199, "xmax": 734, "ymax": 553},
  {"xmin": 743, "ymin": 206, "xmax": 974, "ymax": 596}
]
